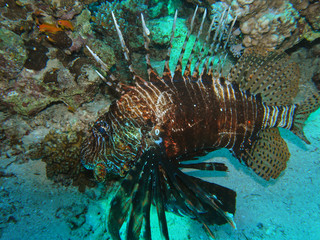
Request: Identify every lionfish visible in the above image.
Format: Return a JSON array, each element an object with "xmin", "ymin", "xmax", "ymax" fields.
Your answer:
[{"xmin": 80, "ymin": 7, "xmax": 320, "ymax": 240}]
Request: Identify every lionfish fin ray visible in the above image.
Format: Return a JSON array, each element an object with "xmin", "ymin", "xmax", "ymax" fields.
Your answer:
[
  {"xmin": 192, "ymin": 14, "xmax": 216, "ymax": 81},
  {"xmin": 157, "ymin": 145, "xmax": 236, "ymax": 230},
  {"xmin": 178, "ymin": 162, "xmax": 228, "ymax": 171},
  {"xmin": 183, "ymin": 8, "xmax": 207, "ymax": 79},
  {"xmin": 139, "ymin": 146, "xmax": 171, "ymax": 239},
  {"xmin": 154, "ymin": 162, "xmax": 170, "ymax": 240},
  {"xmin": 202, "ymin": 7, "xmax": 228, "ymax": 77},
  {"xmin": 126, "ymin": 158, "xmax": 154, "ymax": 240},
  {"xmin": 172, "ymin": 6, "xmax": 198, "ymax": 82},
  {"xmin": 111, "ymin": 11, "xmax": 143, "ymax": 84},
  {"xmin": 141, "ymin": 14, "xmax": 168, "ymax": 88},
  {"xmin": 107, "ymin": 168, "xmax": 138, "ymax": 239},
  {"xmin": 163, "ymin": 10, "xmax": 178, "ymax": 82},
  {"xmin": 86, "ymin": 45, "xmax": 123, "ymax": 93},
  {"xmin": 161, "ymin": 169, "xmax": 221, "ymax": 239}
]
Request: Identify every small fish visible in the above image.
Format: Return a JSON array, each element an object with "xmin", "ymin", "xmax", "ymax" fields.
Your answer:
[
  {"xmin": 81, "ymin": 8, "xmax": 320, "ymax": 240},
  {"xmin": 38, "ymin": 23, "xmax": 62, "ymax": 34},
  {"xmin": 57, "ymin": 20, "xmax": 74, "ymax": 31}
]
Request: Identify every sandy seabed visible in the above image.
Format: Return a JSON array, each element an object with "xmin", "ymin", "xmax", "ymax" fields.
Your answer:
[{"xmin": 1, "ymin": 108, "xmax": 320, "ymax": 240}]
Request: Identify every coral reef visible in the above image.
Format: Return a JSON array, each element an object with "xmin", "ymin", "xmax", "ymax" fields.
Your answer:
[
  {"xmin": 38, "ymin": 128, "xmax": 95, "ymax": 191},
  {"xmin": 215, "ymin": 0, "xmax": 300, "ymax": 49},
  {"xmin": 293, "ymin": 1, "xmax": 320, "ymax": 30},
  {"xmin": 201, "ymin": 0, "xmax": 320, "ymax": 50},
  {"xmin": 0, "ymin": 0, "xmax": 118, "ymax": 189},
  {"xmin": 0, "ymin": 0, "xmax": 122, "ymax": 116},
  {"xmin": 1, "ymin": 58, "xmax": 102, "ymax": 115},
  {"xmin": 0, "ymin": 1, "xmax": 320, "ymax": 239},
  {"xmin": 91, "ymin": 1, "xmax": 127, "ymax": 36},
  {"xmin": 0, "ymin": 28, "xmax": 27, "ymax": 82}
]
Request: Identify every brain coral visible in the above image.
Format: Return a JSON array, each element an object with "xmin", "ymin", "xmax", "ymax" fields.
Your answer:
[{"xmin": 221, "ymin": 0, "xmax": 299, "ymax": 49}]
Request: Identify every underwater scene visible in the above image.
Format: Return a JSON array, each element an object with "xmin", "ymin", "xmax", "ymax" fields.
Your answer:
[{"xmin": 1, "ymin": 0, "xmax": 320, "ymax": 239}]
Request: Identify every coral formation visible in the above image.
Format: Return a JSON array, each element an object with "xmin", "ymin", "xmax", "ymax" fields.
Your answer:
[
  {"xmin": 293, "ymin": 1, "xmax": 320, "ymax": 30},
  {"xmin": 1, "ymin": 58, "xmax": 102, "ymax": 115},
  {"xmin": 0, "ymin": 28, "xmax": 27, "ymax": 81},
  {"xmin": 0, "ymin": 1, "xmax": 110, "ymax": 116},
  {"xmin": 0, "ymin": 1, "xmax": 320, "ymax": 239},
  {"xmin": 216, "ymin": 0, "xmax": 300, "ymax": 49},
  {"xmin": 241, "ymin": 2, "xmax": 298, "ymax": 48},
  {"xmin": 23, "ymin": 40, "xmax": 49, "ymax": 71},
  {"xmin": 91, "ymin": 1, "xmax": 127, "ymax": 36},
  {"xmin": 38, "ymin": 128, "xmax": 95, "ymax": 191}
]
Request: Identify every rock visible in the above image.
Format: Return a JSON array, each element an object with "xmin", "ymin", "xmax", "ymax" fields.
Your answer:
[
  {"xmin": 55, "ymin": 203, "xmax": 88, "ymax": 230},
  {"xmin": 0, "ymin": 28, "xmax": 27, "ymax": 81}
]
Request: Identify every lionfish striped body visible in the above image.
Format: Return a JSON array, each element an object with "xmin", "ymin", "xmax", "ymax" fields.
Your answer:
[{"xmin": 81, "ymin": 8, "xmax": 320, "ymax": 240}]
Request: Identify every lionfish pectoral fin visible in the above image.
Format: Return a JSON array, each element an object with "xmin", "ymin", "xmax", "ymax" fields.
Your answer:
[
  {"xmin": 155, "ymin": 145, "xmax": 236, "ymax": 238},
  {"xmin": 126, "ymin": 161, "xmax": 153, "ymax": 240},
  {"xmin": 108, "ymin": 156, "xmax": 153, "ymax": 240},
  {"xmin": 141, "ymin": 147, "xmax": 170, "ymax": 240},
  {"xmin": 108, "ymin": 146, "xmax": 172, "ymax": 240},
  {"xmin": 165, "ymin": 164, "xmax": 236, "ymax": 226},
  {"xmin": 178, "ymin": 162, "xmax": 229, "ymax": 171},
  {"xmin": 234, "ymin": 128, "xmax": 290, "ymax": 181}
]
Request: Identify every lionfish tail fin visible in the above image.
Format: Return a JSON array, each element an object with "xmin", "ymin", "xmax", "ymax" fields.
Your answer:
[
  {"xmin": 227, "ymin": 48, "xmax": 302, "ymax": 180},
  {"xmin": 292, "ymin": 92, "xmax": 320, "ymax": 144},
  {"xmin": 228, "ymin": 48, "xmax": 320, "ymax": 178}
]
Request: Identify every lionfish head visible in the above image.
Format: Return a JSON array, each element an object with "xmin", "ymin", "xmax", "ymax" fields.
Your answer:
[{"xmin": 80, "ymin": 119, "xmax": 142, "ymax": 182}]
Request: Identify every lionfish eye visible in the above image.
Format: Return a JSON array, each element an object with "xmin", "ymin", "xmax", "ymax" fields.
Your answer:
[{"xmin": 94, "ymin": 121, "xmax": 109, "ymax": 136}]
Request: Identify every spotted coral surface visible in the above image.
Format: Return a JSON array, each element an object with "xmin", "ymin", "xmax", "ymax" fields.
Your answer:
[{"xmin": 38, "ymin": 128, "xmax": 95, "ymax": 191}]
